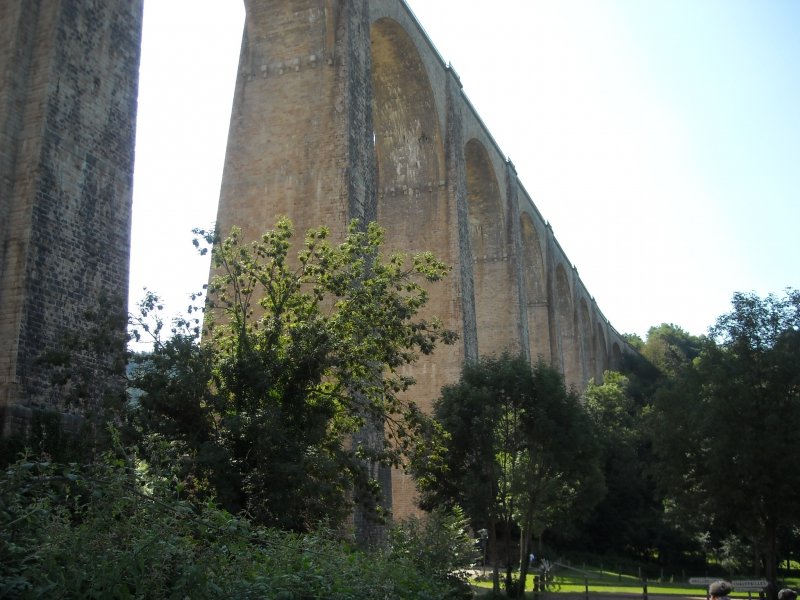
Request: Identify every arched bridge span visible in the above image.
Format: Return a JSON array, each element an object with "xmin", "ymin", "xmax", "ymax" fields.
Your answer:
[
  {"xmin": 216, "ymin": 0, "xmax": 630, "ymax": 518},
  {"xmin": 0, "ymin": 1, "xmax": 630, "ymax": 518}
]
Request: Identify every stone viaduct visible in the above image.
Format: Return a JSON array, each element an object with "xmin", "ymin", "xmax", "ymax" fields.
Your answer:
[
  {"xmin": 217, "ymin": 1, "xmax": 630, "ymax": 517},
  {"xmin": 0, "ymin": 1, "xmax": 629, "ymax": 517}
]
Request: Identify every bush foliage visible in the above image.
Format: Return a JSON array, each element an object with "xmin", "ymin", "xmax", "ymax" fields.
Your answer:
[
  {"xmin": 129, "ymin": 218, "xmax": 456, "ymax": 531},
  {"xmin": 0, "ymin": 446, "xmax": 472, "ymax": 599}
]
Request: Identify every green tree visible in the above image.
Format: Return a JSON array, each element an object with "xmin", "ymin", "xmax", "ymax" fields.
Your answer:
[
  {"xmin": 414, "ymin": 357, "xmax": 504, "ymax": 591},
  {"xmin": 388, "ymin": 505, "xmax": 478, "ymax": 596},
  {"xmin": 649, "ymin": 290, "xmax": 800, "ymax": 597},
  {"xmin": 619, "ymin": 324, "xmax": 703, "ymax": 412},
  {"xmin": 415, "ymin": 355, "xmax": 603, "ymax": 597},
  {"xmin": 130, "ymin": 218, "xmax": 455, "ymax": 533},
  {"xmin": 581, "ymin": 372, "xmax": 655, "ymax": 557},
  {"xmin": 640, "ymin": 323, "xmax": 704, "ymax": 378},
  {"xmin": 506, "ymin": 361, "xmax": 604, "ymax": 595}
]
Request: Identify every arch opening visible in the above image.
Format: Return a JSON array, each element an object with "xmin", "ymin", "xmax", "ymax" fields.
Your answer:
[
  {"xmin": 370, "ymin": 18, "xmax": 444, "ymax": 252},
  {"xmin": 465, "ymin": 139, "xmax": 515, "ymax": 357},
  {"xmin": 595, "ymin": 321, "xmax": 609, "ymax": 382},
  {"xmin": 554, "ymin": 265, "xmax": 580, "ymax": 388},
  {"xmin": 579, "ymin": 298, "xmax": 594, "ymax": 385},
  {"xmin": 520, "ymin": 214, "xmax": 549, "ymax": 363},
  {"xmin": 370, "ymin": 17, "xmax": 454, "ymax": 521}
]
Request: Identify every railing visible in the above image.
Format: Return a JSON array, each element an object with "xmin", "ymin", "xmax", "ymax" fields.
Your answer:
[{"xmin": 472, "ymin": 561, "xmax": 771, "ymax": 599}]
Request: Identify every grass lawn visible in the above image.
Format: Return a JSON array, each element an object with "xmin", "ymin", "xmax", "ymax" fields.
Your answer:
[
  {"xmin": 469, "ymin": 566, "xmax": 791, "ymax": 598},
  {"xmin": 471, "ymin": 575, "xmax": 708, "ymax": 596}
]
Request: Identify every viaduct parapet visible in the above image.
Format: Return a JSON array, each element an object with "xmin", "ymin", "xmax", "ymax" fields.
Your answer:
[
  {"xmin": 215, "ymin": 0, "xmax": 631, "ymax": 518},
  {"xmin": 0, "ymin": 1, "xmax": 143, "ymax": 435}
]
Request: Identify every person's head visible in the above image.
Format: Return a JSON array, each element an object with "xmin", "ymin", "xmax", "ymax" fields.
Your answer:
[
  {"xmin": 709, "ymin": 581, "xmax": 733, "ymax": 598},
  {"xmin": 778, "ymin": 589, "xmax": 797, "ymax": 600}
]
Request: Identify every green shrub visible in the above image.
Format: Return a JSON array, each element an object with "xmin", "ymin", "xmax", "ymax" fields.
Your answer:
[
  {"xmin": 0, "ymin": 450, "xmax": 460, "ymax": 599},
  {"xmin": 389, "ymin": 506, "xmax": 479, "ymax": 598}
]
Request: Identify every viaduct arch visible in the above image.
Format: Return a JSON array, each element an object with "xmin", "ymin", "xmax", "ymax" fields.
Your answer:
[
  {"xmin": 0, "ymin": 0, "xmax": 631, "ymax": 521},
  {"xmin": 215, "ymin": 1, "xmax": 631, "ymax": 518}
]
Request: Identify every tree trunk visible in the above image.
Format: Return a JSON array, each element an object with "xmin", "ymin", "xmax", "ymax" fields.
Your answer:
[
  {"xmin": 519, "ymin": 528, "xmax": 526, "ymax": 575},
  {"xmin": 517, "ymin": 501, "xmax": 536, "ymax": 597},
  {"xmin": 490, "ymin": 518, "xmax": 501, "ymax": 594},
  {"xmin": 764, "ymin": 518, "xmax": 779, "ymax": 600},
  {"xmin": 518, "ymin": 527, "xmax": 531, "ymax": 597}
]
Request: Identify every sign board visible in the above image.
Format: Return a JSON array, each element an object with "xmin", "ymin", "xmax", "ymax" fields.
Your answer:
[
  {"xmin": 732, "ymin": 580, "xmax": 768, "ymax": 591},
  {"xmin": 689, "ymin": 579, "xmax": 718, "ymax": 586},
  {"xmin": 688, "ymin": 578, "xmax": 768, "ymax": 592}
]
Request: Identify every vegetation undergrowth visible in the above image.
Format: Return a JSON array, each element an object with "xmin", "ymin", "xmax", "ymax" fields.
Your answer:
[{"xmin": 0, "ymin": 444, "xmax": 472, "ymax": 599}]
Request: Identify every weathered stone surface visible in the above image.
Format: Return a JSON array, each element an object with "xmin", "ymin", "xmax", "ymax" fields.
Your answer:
[{"xmin": 0, "ymin": 0, "xmax": 143, "ymax": 435}]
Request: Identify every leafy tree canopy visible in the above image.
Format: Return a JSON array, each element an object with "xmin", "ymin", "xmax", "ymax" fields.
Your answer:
[
  {"xmin": 649, "ymin": 289, "xmax": 800, "ymax": 595},
  {"xmin": 579, "ymin": 372, "xmax": 667, "ymax": 559},
  {"xmin": 641, "ymin": 323, "xmax": 704, "ymax": 377},
  {"xmin": 414, "ymin": 354, "xmax": 603, "ymax": 596},
  {"xmin": 129, "ymin": 218, "xmax": 456, "ymax": 532}
]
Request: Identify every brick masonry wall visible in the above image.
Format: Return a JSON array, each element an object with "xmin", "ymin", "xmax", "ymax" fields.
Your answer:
[
  {"xmin": 217, "ymin": 0, "xmax": 631, "ymax": 522},
  {"xmin": 0, "ymin": 0, "xmax": 142, "ymax": 432}
]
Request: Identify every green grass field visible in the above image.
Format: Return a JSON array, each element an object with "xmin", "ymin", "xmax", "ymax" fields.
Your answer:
[
  {"xmin": 470, "ymin": 566, "xmax": 799, "ymax": 598},
  {"xmin": 471, "ymin": 574, "xmax": 709, "ymax": 596}
]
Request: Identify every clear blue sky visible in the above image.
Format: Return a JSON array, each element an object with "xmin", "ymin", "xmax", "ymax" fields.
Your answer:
[{"xmin": 130, "ymin": 1, "xmax": 799, "ymax": 341}]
